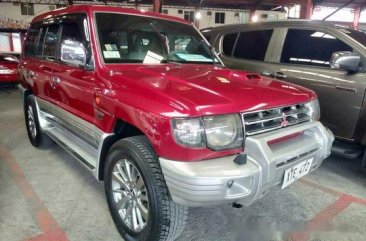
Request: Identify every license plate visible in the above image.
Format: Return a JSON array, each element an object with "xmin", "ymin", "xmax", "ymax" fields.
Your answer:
[
  {"xmin": 282, "ymin": 158, "xmax": 313, "ymax": 189},
  {"xmin": 0, "ymin": 69, "xmax": 12, "ymax": 74}
]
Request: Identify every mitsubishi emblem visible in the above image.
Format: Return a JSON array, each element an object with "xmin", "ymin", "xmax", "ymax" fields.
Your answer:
[{"xmin": 280, "ymin": 113, "xmax": 289, "ymax": 127}]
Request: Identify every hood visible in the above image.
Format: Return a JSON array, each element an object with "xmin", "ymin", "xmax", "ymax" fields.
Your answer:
[{"xmin": 106, "ymin": 64, "xmax": 316, "ymax": 116}]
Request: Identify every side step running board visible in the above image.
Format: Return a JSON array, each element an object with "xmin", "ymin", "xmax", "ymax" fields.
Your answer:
[
  {"xmin": 44, "ymin": 125, "xmax": 98, "ymax": 170},
  {"xmin": 331, "ymin": 141, "xmax": 364, "ymax": 159}
]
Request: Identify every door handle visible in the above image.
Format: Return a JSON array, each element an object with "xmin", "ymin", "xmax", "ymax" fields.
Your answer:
[
  {"xmin": 272, "ymin": 72, "xmax": 287, "ymax": 79},
  {"xmin": 52, "ymin": 77, "xmax": 61, "ymax": 84}
]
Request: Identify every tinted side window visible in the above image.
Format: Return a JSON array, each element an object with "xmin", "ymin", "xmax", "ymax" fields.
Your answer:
[
  {"xmin": 233, "ymin": 30, "xmax": 273, "ymax": 61},
  {"xmin": 60, "ymin": 14, "xmax": 88, "ymax": 43},
  {"xmin": 222, "ymin": 33, "xmax": 238, "ymax": 56},
  {"xmin": 35, "ymin": 28, "xmax": 46, "ymax": 58},
  {"xmin": 43, "ymin": 25, "xmax": 60, "ymax": 61},
  {"xmin": 281, "ymin": 29, "xmax": 353, "ymax": 67},
  {"xmin": 24, "ymin": 27, "xmax": 41, "ymax": 57}
]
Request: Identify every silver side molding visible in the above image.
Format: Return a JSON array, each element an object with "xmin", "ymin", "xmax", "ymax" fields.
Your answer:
[{"xmin": 34, "ymin": 97, "xmax": 113, "ymax": 179}]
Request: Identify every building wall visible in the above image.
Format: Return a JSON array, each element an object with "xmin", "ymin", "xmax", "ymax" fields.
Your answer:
[
  {"xmin": 160, "ymin": 7, "xmax": 250, "ymax": 29},
  {"xmin": 0, "ymin": 3, "xmax": 53, "ymax": 23}
]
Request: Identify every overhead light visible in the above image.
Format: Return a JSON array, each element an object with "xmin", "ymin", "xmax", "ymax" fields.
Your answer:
[
  {"xmin": 195, "ymin": 12, "xmax": 202, "ymax": 20},
  {"xmin": 251, "ymin": 14, "xmax": 259, "ymax": 22}
]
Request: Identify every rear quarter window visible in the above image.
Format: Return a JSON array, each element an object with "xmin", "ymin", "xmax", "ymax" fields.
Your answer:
[{"xmin": 24, "ymin": 27, "xmax": 41, "ymax": 57}]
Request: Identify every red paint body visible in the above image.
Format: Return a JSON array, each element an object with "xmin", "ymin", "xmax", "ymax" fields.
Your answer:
[
  {"xmin": 0, "ymin": 54, "xmax": 18, "ymax": 83},
  {"xmin": 20, "ymin": 5, "xmax": 316, "ymax": 161}
]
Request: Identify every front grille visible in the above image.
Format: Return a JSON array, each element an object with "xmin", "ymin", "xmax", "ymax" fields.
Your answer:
[{"xmin": 242, "ymin": 103, "xmax": 311, "ymax": 136}]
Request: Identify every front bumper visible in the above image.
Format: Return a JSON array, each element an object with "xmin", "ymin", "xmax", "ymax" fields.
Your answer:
[{"xmin": 159, "ymin": 121, "xmax": 334, "ymax": 207}]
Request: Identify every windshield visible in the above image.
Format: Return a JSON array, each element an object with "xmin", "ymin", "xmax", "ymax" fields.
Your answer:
[
  {"xmin": 338, "ymin": 28, "xmax": 366, "ymax": 48},
  {"xmin": 95, "ymin": 13, "xmax": 219, "ymax": 64}
]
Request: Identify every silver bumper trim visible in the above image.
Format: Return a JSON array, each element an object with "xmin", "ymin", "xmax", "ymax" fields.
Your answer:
[{"xmin": 160, "ymin": 121, "xmax": 334, "ymax": 207}]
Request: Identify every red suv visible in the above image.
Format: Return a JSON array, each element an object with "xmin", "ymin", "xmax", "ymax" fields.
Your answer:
[{"xmin": 19, "ymin": 5, "xmax": 334, "ymax": 241}]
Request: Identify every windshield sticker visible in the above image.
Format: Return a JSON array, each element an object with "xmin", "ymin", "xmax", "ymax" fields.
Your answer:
[
  {"xmin": 103, "ymin": 51, "xmax": 120, "ymax": 59},
  {"xmin": 175, "ymin": 53, "xmax": 212, "ymax": 62},
  {"xmin": 143, "ymin": 51, "xmax": 164, "ymax": 64},
  {"xmin": 105, "ymin": 44, "xmax": 118, "ymax": 51}
]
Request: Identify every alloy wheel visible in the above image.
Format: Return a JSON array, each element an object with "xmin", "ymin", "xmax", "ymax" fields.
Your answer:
[
  {"xmin": 111, "ymin": 158, "xmax": 149, "ymax": 233},
  {"xmin": 27, "ymin": 105, "xmax": 37, "ymax": 139}
]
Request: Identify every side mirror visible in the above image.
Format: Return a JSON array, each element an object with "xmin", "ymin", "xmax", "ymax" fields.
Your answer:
[
  {"xmin": 60, "ymin": 40, "xmax": 87, "ymax": 67},
  {"xmin": 330, "ymin": 51, "xmax": 361, "ymax": 73}
]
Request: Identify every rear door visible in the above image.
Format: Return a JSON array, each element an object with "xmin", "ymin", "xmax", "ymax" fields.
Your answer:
[
  {"xmin": 22, "ymin": 23, "xmax": 61, "ymax": 104},
  {"xmin": 268, "ymin": 28, "xmax": 366, "ymax": 139}
]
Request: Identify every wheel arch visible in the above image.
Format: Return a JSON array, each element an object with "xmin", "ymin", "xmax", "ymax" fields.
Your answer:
[
  {"xmin": 98, "ymin": 118, "xmax": 145, "ymax": 180},
  {"xmin": 19, "ymin": 85, "xmax": 33, "ymax": 107}
]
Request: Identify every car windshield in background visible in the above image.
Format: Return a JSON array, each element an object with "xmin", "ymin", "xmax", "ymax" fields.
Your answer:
[
  {"xmin": 95, "ymin": 13, "xmax": 217, "ymax": 64},
  {"xmin": 338, "ymin": 28, "xmax": 366, "ymax": 48}
]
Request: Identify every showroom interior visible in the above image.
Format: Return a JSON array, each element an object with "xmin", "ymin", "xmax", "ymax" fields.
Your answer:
[{"xmin": 0, "ymin": 0, "xmax": 366, "ymax": 241}]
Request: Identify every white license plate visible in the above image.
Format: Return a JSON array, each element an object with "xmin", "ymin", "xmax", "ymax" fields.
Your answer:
[
  {"xmin": 282, "ymin": 158, "xmax": 313, "ymax": 189},
  {"xmin": 0, "ymin": 69, "xmax": 12, "ymax": 74}
]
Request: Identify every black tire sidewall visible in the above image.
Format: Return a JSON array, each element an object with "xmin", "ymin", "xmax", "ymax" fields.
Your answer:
[
  {"xmin": 104, "ymin": 140, "xmax": 161, "ymax": 241},
  {"xmin": 24, "ymin": 95, "xmax": 42, "ymax": 147}
]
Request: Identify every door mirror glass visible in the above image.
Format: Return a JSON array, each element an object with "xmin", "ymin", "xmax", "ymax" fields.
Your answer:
[
  {"xmin": 60, "ymin": 39, "xmax": 87, "ymax": 67},
  {"xmin": 330, "ymin": 51, "xmax": 361, "ymax": 73}
]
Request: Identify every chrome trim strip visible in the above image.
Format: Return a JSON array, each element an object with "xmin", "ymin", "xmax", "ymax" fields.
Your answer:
[{"xmin": 34, "ymin": 97, "xmax": 114, "ymax": 180}]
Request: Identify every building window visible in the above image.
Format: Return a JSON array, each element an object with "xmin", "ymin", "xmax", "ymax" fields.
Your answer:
[
  {"xmin": 162, "ymin": 9, "xmax": 168, "ymax": 14},
  {"xmin": 56, "ymin": 4, "xmax": 67, "ymax": 9},
  {"xmin": 287, "ymin": 5, "xmax": 301, "ymax": 19},
  {"xmin": 20, "ymin": 3, "xmax": 34, "ymax": 16},
  {"xmin": 215, "ymin": 12, "xmax": 225, "ymax": 24},
  {"xmin": 184, "ymin": 11, "xmax": 195, "ymax": 23}
]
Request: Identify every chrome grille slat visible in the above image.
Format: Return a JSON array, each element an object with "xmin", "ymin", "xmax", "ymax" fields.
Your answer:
[{"xmin": 242, "ymin": 103, "xmax": 311, "ymax": 136}]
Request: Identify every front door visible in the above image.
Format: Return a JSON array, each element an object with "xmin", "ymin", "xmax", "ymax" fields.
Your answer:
[{"xmin": 50, "ymin": 13, "xmax": 98, "ymax": 147}]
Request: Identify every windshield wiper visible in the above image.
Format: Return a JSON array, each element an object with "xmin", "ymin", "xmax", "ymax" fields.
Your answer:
[{"xmin": 197, "ymin": 39, "xmax": 223, "ymax": 67}]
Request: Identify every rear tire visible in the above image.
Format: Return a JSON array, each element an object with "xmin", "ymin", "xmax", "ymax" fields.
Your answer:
[
  {"xmin": 24, "ymin": 95, "xmax": 52, "ymax": 148},
  {"xmin": 104, "ymin": 136, "xmax": 187, "ymax": 241}
]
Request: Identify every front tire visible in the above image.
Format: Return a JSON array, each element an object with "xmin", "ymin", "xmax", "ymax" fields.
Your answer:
[{"xmin": 104, "ymin": 136, "xmax": 187, "ymax": 241}]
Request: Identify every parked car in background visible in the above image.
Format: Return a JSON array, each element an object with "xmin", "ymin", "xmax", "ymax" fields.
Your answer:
[
  {"xmin": 19, "ymin": 6, "xmax": 334, "ymax": 241},
  {"xmin": 0, "ymin": 53, "xmax": 18, "ymax": 85},
  {"xmin": 202, "ymin": 20, "xmax": 366, "ymax": 167}
]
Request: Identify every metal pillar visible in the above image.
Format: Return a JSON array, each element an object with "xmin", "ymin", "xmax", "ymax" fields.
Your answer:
[
  {"xmin": 9, "ymin": 33, "xmax": 14, "ymax": 52},
  {"xmin": 153, "ymin": 0, "xmax": 162, "ymax": 13},
  {"xmin": 353, "ymin": 6, "xmax": 361, "ymax": 29},
  {"xmin": 300, "ymin": 0, "xmax": 313, "ymax": 19}
]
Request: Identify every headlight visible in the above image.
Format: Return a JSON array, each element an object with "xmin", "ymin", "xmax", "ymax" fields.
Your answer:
[
  {"xmin": 307, "ymin": 99, "xmax": 320, "ymax": 121},
  {"xmin": 172, "ymin": 114, "xmax": 244, "ymax": 150},
  {"xmin": 203, "ymin": 114, "xmax": 243, "ymax": 150},
  {"xmin": 172, "ymin": 118, "xmax": 205, "ymax": 148}
]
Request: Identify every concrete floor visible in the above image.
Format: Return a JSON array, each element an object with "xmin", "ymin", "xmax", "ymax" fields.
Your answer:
[{"xmin": 0, "ymin": 87, "xmax": 365, "ymax": 241}]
